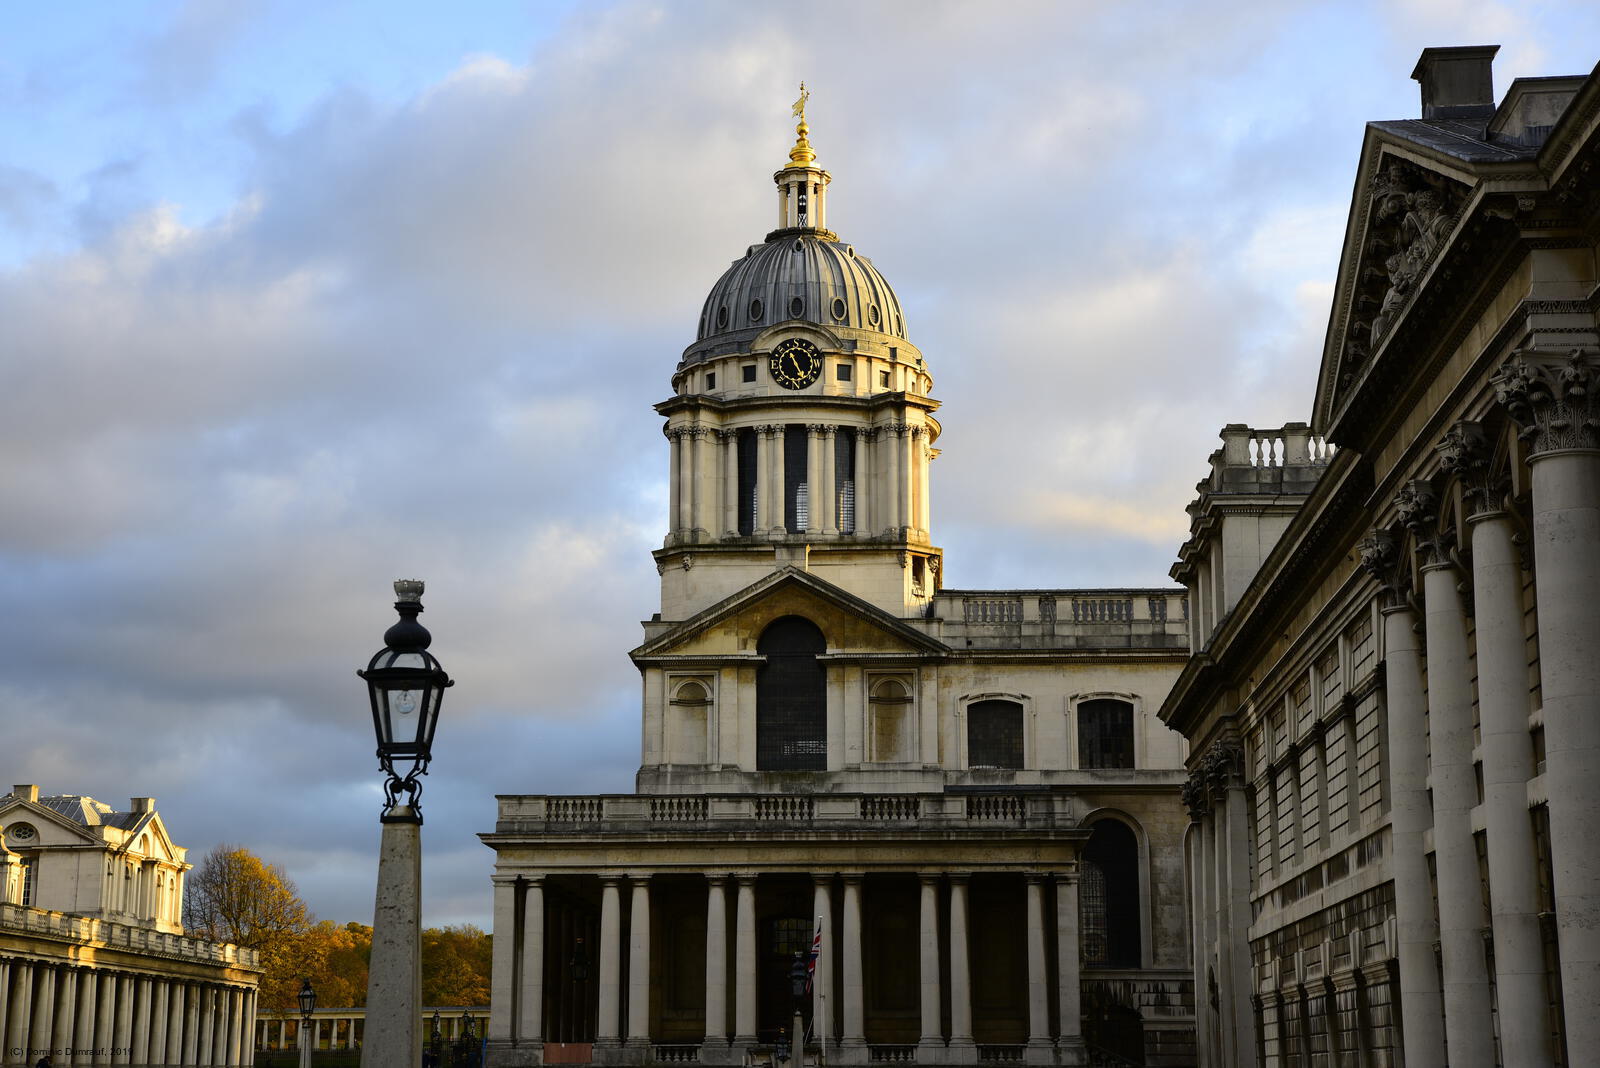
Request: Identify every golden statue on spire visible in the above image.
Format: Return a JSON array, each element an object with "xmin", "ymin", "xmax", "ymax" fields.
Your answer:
[{"xmin": 787, "ymin": 81, "xmax": 816, "ymax": 168}]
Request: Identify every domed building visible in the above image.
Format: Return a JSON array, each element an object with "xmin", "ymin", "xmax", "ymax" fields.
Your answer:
[{"xmin": 482, "ymin": 101, "xmax": 1197, "ymax": 1068}]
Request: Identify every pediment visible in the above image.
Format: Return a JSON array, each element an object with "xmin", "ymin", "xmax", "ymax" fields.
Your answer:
[
  {"xmin": 0, "ymin": 798, "xmax": 103, "ymax": 847},
  {"xmin": 632, "ymin": 567, "xmax": 949, "ymax": 661},
  {"xmin": 1314, "ymin": 137, "xmax": 1476, "ymax": 437}
]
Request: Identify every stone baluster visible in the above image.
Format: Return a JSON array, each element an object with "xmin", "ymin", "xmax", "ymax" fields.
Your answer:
[
  {"xmin": 1359, "ymin": 528, "xmax": 1446, "ymax": 1066},
  {"xmin": 490, "ymin": 876, "xmax": 518, "ymax": 1043}
]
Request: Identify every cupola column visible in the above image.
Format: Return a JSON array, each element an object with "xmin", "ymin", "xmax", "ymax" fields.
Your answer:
[
  {"xmin": 899, "ymin": 426, "xmax": 915, "ymax": 537},
  {"xmin": 821, "ymin": 426, "xmax": 839, "ymax": 535},
  {"xmin": 722, "ymin": 431, "xmax": 740, "ymax": 537},
  {"xmin": 805, "ymin": 426, "xmax": 823, "ymax": 536},
  {"xmin": 692, "ymin": 428, "xmax": 715, "ymax": 537},
  {"xmin": 666, "ymin": 429, "xmax": 683, "ymax": 537}
]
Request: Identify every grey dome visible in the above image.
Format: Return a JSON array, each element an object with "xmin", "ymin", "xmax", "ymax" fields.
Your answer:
[{"xmin": 693, "ymin": 233, "xmax": 907, "ymax": 347}]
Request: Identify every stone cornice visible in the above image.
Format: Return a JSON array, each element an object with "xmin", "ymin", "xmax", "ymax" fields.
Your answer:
[
  {"xmin": 1158, "ymin": 448, "xmax": 1374, "ymax": 738},
  {"xmin": 654, "ymin": 390, "xmax": 941, "ymax": 419}
]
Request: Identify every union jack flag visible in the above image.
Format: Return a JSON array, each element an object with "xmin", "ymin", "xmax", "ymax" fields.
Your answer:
[{"xmin": 806, "ymin": 916, "xmax": 821, "ymax": 992}]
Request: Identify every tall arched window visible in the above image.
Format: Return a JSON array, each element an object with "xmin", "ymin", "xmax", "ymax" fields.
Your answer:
[
  {"xmin": 757, "ymin": 616, "xmax": 827, "ymax": 770},
  {"xmin": 967, "ymin": 699, "xmax": 1024, "ymax": 769},
  {"xmin": 1080, "ymin": 818, "xmax": 1141, "ymax": 967},
  {"xmin": 1078, "ymin": 698, "xmax": 1135, "ymax": 769}
]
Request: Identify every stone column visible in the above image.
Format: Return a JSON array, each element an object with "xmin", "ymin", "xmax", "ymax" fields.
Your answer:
[
  {"xmin": 183, "ymin": 978, "xmax": 200, "ymax": 1061},
  {"xmin": 113, "ymin": 972, "xmax": 134, "ymax": 1063},
  {"xmin": 1024, "ymin": 875, "xmax": 1050, "ymax": 1053},
  {"xmin": 489, "ymin": 877, "xmax": 519, "ymax": 1043},
  {"xmin": 770, "ymin": 425, "xmax": 787, "ymax": 534},
  {"xmin": 54, "ymin": 970, "xmax": 78, "ymax": 1064},
  {"xmin": 627, "ymin": 875, "xmax": 652, "ymax": 1047},
  {"xmin": 901, "ymin": 428, "xmax": 917, "ymax": 537},
  {"xmin": 597, "ymin": 876, "xmax": 623, "ymax": 1046},
  {"xmin": 34, "ymin": 965, "xmax": 56, "ymax": 1060},
  {"xmin": 198, "ymin": 986, "xmax": 216, "ymax": 1067},
  {"xmin": 856, "ymin": 430, "xmax": 874, "ymax": 536},
  {"xmin": 1495, "ymin": 350, "xmax": 1600, "ymax": 1039},
  {"xmin": 1359, "ymin": 529, "xmax": 1446, "ymax": 1066},
  {"xmin": 1398, "ymin": 478, "xmax": 1496, "ymax": 1065},
  {"xmin": 805, "ymin": 425, "xmax": 824, "ymax": 535},
  {"xmin": 821, "ymin": 426, "xmax": 838, "ymax": 535},
  {"xmin": 692, "ymin": 427, "xmax": 713, "ymax": 537},
  {"xmin": 722, "ymin": 430, "xmax": 740, "ymax": 536},
  {"xmin": 705, "ymin": 876, "xmax": 729, "ymax": 1046},
  {"xmin": 1221, "ymin": 756, "xmax": 1259, "ymax": 1062},
  {"xmin": 917, "ymin": 431, "xmax": 932, "ymax": 535},
  {"xmin": 734, "ymin": 876, "xmax": 758, "ymax": 1046},
  {"xmin": 811, "ymin": 875, "xmax": 833, "ymax": 1046},
  {"xmin": 130, "ymin": 976, "xmax": 150, "ymax": 1065},
  {"xmin": 947, "ymin": 875, "xmax": 973, "ymax": 1050},
  {"xmin": 150, "ymin": 978, "xmax": 168, "ymax": 1068},
  {"xmin": 96, "ymin": 972, "xmax": 117, "ymax": 1064},
  {"xmin": 883, "ymin": 425, "xmax": 902, "ymax": 535},
  {"xmin": 521, "ymin": 877, "xmax": 545, "ymax": 1043},
  {"xmin": 167, "ymin": 983, "xmax": 186, "ymax": 1067},
  {"xmin": 6, "ymin": 965, "xmax": 33, "ymax": 1061},
  {"xmin": 1440, "ymin": 420, "xmax": 1553, "ymax": 1064},
  {"xmin": 1055, "ymin": 874, "xmax": 1082, "ymax": 1047},
  {"xmin": 667, "ymin": 427, "xmax": 683, "ymax": 537},
  {"xmin": 916, "ymin": 874, "xmax": 942, "ymax": 1054},
  {"xmin": 74, "ymin": 968, "xmax": 97, "ymax": 1068},
  {"xmin": 841, "ymin": 876, "xmax": 866, "ymax": 1049},
  {"xmin": 1194, "ymin": 811, "xmax": 1214, "ymax": 1063}
]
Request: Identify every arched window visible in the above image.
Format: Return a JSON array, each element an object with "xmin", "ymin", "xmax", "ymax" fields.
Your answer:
[
  {"xmin": 967, "ymin": 699, "xmax": 1024, "ymax": 769},
  {"xmin": 757, "ymin": 616, "xmax": 827, "ymax": 770},
  {"xmin": 668, "ymin": 680, "xmax": 711, "ymax": 765},
  {"xmin": 868, "ymin": 677, "xmax": 912, "ymax": 762},
  {"xmin": 1078, "ymin": 698, "xmax": 1135, "ymax": 769},
  {"xmin": 1080, "ymin": 819, "xmax": 1141, "ymax": 967}
]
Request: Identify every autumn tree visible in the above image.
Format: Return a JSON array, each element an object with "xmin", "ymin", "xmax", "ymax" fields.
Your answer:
[
  {"xmin": 183, "ymin": 844, "xmax": 313, "ymax": 1011},
  {"xmin": 422, "ymin": 925, "xmax": 493, "ymax": 1006}
]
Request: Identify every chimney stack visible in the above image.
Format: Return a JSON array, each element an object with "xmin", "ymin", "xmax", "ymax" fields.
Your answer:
[
  {"xmin": 1412, "ymin": 45, "xmax": 1500, "ymax": 119},
  {"xmin": 131, "ymin": 797, "xmax": 156, "ymax": 814},
  {"xmin": 12, "ymin": 785, "xmax": 39, "ymax": 803}
]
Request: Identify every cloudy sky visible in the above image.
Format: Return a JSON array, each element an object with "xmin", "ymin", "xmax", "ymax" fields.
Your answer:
[{"xmin": 4, "ymin": 1, "xmax": 1598, "ymax": 933}]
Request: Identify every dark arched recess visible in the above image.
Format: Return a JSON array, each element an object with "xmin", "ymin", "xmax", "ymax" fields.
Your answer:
[{"xmin": 756, "ymin": 616, "xmax": 827, "ymax": 770}]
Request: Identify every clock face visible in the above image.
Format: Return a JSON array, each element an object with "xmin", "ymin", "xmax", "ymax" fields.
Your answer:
[{"xmin": 769, "ymin": 337, "xmax": 823, "ymax": 390}]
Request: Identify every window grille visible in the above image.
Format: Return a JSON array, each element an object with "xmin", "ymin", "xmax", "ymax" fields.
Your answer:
[
  {"xmin": 1078, "ymin": 699, "xmax": 1134, "ymax": 769},
  {"xmin": 967, "ymin": 700, "xmax": 1024, "ymax": 769}
]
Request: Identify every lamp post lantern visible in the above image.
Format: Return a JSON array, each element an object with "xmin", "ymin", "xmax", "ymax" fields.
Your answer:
[
  {"xmin": 359, "ymin": 579, "xmax": 452, "ymax": 1068},
  {"xmin": 298, "ymin": 980, "xmax": 316, "ymax": 1068}
]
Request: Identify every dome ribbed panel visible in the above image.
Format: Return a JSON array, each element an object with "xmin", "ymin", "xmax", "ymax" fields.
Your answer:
[{"xmin": 696, "ymin": 235, "xmax": 907, "ymax": 342}]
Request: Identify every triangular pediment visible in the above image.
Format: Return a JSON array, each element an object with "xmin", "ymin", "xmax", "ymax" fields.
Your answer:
[
  {"xmin": 632, "ymin": 566, "xmax": 949, "ymax": 661},
  {"xmin": 0, "ymin": 797, "xmax": 104, "ymax": 847},
  {"xmin": 1314, "ymin": 133, "xmax": 1479, "ymax": 437}
]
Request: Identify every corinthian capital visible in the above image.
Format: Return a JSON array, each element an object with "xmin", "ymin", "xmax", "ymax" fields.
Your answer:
[
  {"xmin": 1435, "ymin": 420, "xmax": 1499, "ymax": 517},
  {"xmin": 1492, "ymin": 348, "xmax": 1600, "ymax": 455},
  {"xmin": 1358, "ymin": 527, "xmax": 1409, "ymax": 606},
  {"xmin": 1396, "ymin": 477, "xmax": 1452, "ymax": 568}
]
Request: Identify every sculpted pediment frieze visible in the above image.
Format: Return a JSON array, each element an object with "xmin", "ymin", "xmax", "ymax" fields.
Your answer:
[{"xmin": 1319, "ymin": 150, "xmax": 1472, "ymax": 433}]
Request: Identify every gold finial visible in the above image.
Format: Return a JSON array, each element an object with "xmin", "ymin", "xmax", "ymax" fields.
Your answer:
[{"xmin": 787, "ymin": 81, "xmax": 816, "ymax": 168}]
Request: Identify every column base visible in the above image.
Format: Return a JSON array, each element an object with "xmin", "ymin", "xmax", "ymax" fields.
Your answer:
[
  {"xmin": 1022, "ymin": 1037, "xmax": 1054, "ymax": 1065},
  {"xmin": 483, "ymin": 1038, "xmax": 543, "ymax": 1067},
  {"xmin": 917, "ymin": 1038, "xmax": 946, "ymax": 1062},
  {"xmin": 1053, "ymin": 1037, "xmax": 1088, "ymax": 1066}
]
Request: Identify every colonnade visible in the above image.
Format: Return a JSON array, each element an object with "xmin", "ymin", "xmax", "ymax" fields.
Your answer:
[
  {"xmin": 1354, "ymin": 348, "xmax": 1600, "ymax": 1067},
  {"xmin": 0, "ymin": 957, "xmax": 254, "ymax": 1066},
  {"xmin": 1183, "ymin": 744, "xmax": 1255, "ymax": 1066},
  {"xmin": 665, "ymin": 421, "xmax": 931, "ymax": 541},
  {"xmin": 489, "ymin": 869, "xmax": 1084, "ymax": 1057}
]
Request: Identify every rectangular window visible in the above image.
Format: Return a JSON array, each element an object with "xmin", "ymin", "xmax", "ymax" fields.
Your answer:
[
  {"xmin": 784, "ymin": 424, "xmax": 808, "ymax": 532},
  {"xmin": 737, "ymin": 429, "xmax": 757, "ymax": 535},
  {"xmin": 968, "ymin": 700, "xmax": 1024, "ymax": 769},
  {"xmin": 880, "ymin": 370, "xmax": 890, "ymax": 388},
  {"xmin": 836, "ymin": 430, "xmax": 856, "ymax": 534},
  {"xmin": 706, "ymin": 372, "xmax": 716, "ymax": 389},
  {"xmin": 20, "ymin": 855, "xmax": 36, "ymax": 906},
  {"xmin": 836, "ymin": 363, "xmax": 852, "ymax": 381},
  {"xmin": 1078, "ymin": 699, "xmax": 1135, "ymax": 769},
  {"xmin": 742, "ymin": 364, "xmax": 757, "ymax": 383}
]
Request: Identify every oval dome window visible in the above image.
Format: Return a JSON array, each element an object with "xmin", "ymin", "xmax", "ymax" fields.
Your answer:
[
  {"xmin": 831, "ymin": 297, "xmax": 847, "ymax": 321},
  {"xmin": 789, "ymin": 296, "xmax": 805, "ymax": 319},
  {"xmin": 868, "ymin": 304, "xmax": 881, "ymax": 327},
  {"xmin": 716, "ymin": 306, "xmax": 729, "ymax": 329},
  {"xmin": 749, "ymin": 299, "xmax": 763, "ymax": 322}
]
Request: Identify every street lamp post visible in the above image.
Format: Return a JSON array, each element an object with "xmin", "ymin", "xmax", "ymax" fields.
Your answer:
[
  {"xmin": 789, "ymin": 952, "xmax": 808, "ymax": 1068},
  {"xmin": 298, "ymin": 980, "xmax": 316, "ymax": 1068},
  {"xmin": 358, "ymin": 579, "xmax": 453, "ymax": 1068},
  {"xmin": 430, "ymin": 1011, "xmax": 442, "ymax": 1067}
]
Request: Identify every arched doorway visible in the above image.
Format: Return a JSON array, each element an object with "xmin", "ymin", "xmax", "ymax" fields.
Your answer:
[{"xmin": 756, "ymin": 616, "xmax": 827, "ymax": 770}]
